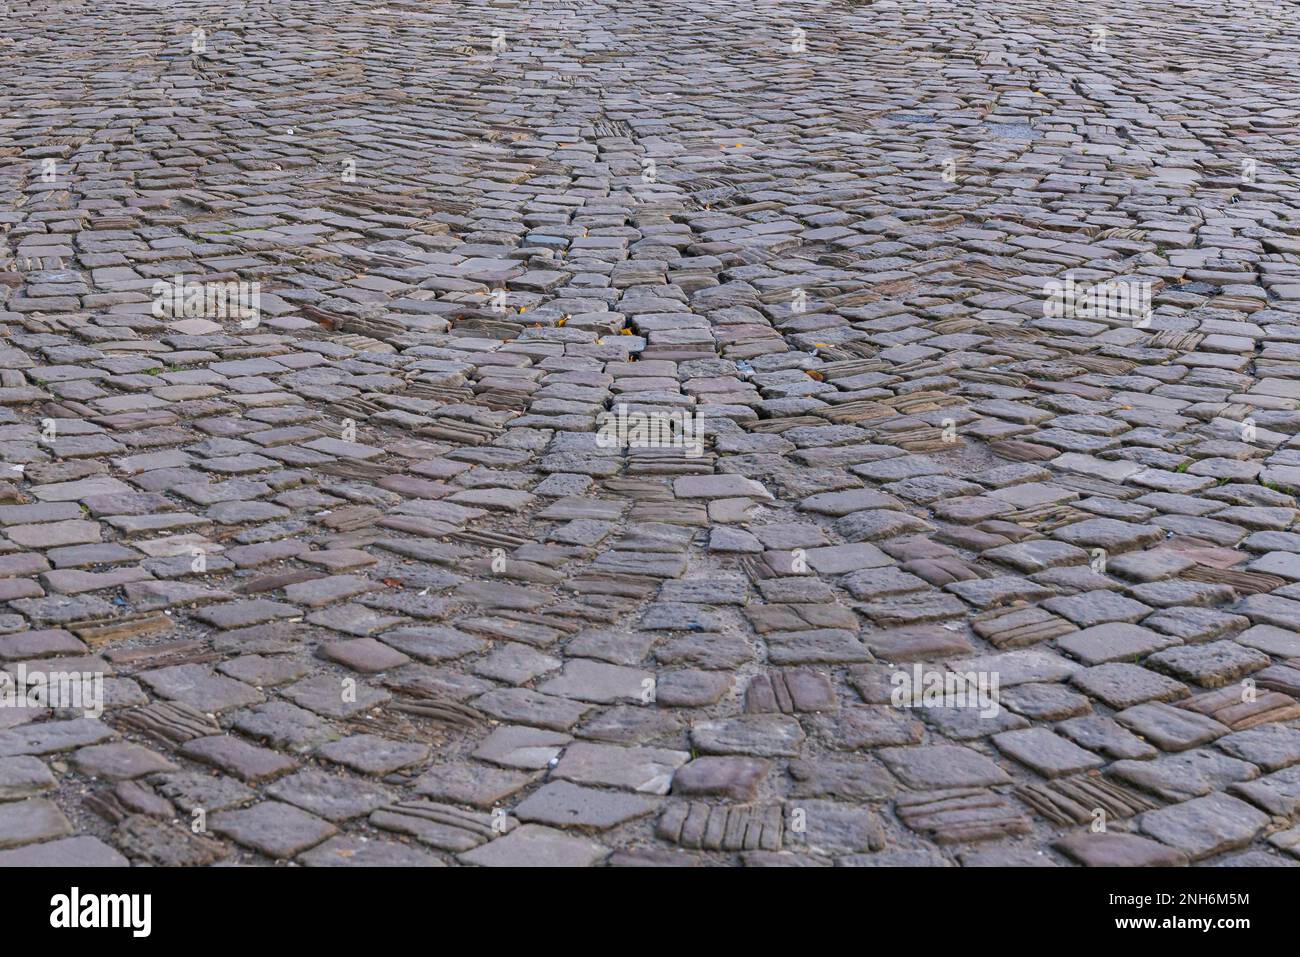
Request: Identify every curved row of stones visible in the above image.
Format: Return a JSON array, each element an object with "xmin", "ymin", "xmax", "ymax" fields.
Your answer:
[{"xmin": 2, "ymin": 0, "xmax": 1300, "ymax": 866}]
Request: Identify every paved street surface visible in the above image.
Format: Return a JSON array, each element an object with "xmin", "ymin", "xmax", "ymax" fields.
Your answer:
[{"xmin": 2, "ymin": 0, "xmax": 1300, "ymax": 867}]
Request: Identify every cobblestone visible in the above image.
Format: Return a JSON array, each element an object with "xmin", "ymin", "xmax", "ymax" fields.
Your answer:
[{"xmin": 2, "ymin": 0, "xmax": 1299, "ymax": 869}]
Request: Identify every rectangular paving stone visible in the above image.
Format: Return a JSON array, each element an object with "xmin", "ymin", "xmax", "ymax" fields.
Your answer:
[
  {"xmin": 1057, "ymin": 623, "xmax": 1181, "ymax": 666},
  {"xmin": 210, "ymin": 801, "xmax": 337, "ymax": 859},
  {"xmin": 1115, "ymin": 702, "xmax": 1231, "ymax": 752},
  {"xmin": 0, "ymin": 835, "xmax": 128, "ymax": 867},
  {"xmin": 180, "ymin": 735, "xmax": 299, "ymax": 783},
  {"xmin": 1138, "ymin": 793, "xmax": 1268, "ymax": 862},
  {"xmin": 878, "ymin": 745, "xmax": 1011, "ymax": 790},
  {"xmin": 458, "ymin": 824, "xmax": 607, "ymax": 867},
  {"xmin": 0, "ymin": 797, "xmax": 73, "ymax": 849},
  {"xmin": 992, "ymin": 728, "xmax": 1105, "ymax": 778}
]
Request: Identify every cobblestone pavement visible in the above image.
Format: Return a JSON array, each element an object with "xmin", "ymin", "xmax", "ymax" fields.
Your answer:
[{"xmin": 2, "ymin": 0, "xmax": 1300, "ymax": 868}]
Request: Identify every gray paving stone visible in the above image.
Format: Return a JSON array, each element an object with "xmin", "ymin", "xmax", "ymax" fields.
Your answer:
[
  {"xmin": 210, "ymin": 801, "xmax": 338, "ymax": 859},
  {"xmin": 1115, "ymin": 703, "xmax": 1231, "ymax": 753},
  {"xmin": 299, "ymin": 835, "xmax": 447, "ymax": 867},
  {"xmin": 1070, "ymin": 663, "xmax": 1188, "ymax": 709},
  {"xmin": 878, "ymin": 745, "xmax": 1011, "ymax": 789},
  {"xmin": 1216, "ymin": 725, "xmax": 1300, "ymax": 772},
  {"xmin": 1145, "ymin": 640, "xmax": 1272, "ymax": 689},
  {"xmin": 553, "ymin": 742, "xmax": 689, "ymax": 795},
  {"xmin": 267, "ymin": 769, "xmax": 393, "ymax": 822},
  {"xmin": 473, "ymin": 726, "xmax": 572, "ymax": 770},
  {"xmin": 414, "ymin": 762, "xmax": 539, "ymax": 807},
  {"xmin": 0, "ymin": 798, "xmax": 72, "ymax": 849},
  {"xmin": 70, "ymin": 742, "xmax": 177, "ymax": 780},
  {"xmin": 1111, "ymin": 750, "xmax": 1261, "ymax": 802},
  {"xmin": 1057, "ymin": 716, "xmax": 1158, "ymax": 760},
  {"xmin": 0, "ymin": 756, "xmax": 58, "ymax": 799},
  {"xmin": 1057, "ymin": 624, "xmax": 1181, "ymax": 666},
  {"xmin": 458, "ymin": 824, "xmax": 608, "ymax": 867},
  {"xmin": 691, "ymin": 715, "xmax": 806, "ymax": 757},
  {"xmin": 0, "ymin": 835, "xmax": 129, "ymax": 867},
  {"xmin": 318, "ymin": 734, "xmax": 429, "ymax": 775},
  {"xmin": 992, "ymin": 728, "xmax": 1105, "ymax": 778},
  {"xmin": 180, "ymin": 735, "xmax": 298, "ymax": 783},
  {"xmin": 1138, "ymin": 793, "xmax": 1269, "ymax": 862},
  {"xmin": 513, "ymin": 781, "xmax": 660, "ymax": 830},
  {"xmin": 1055, "ymin": 832, "xmax": 1189, "ymax": 867},
  {"xmin": 137, "ymin": 664, "xmax": 265, "ymax": 714},
  {"xmin": 1231, "ymin": 765, "xmax": 1300, "ymax": 818},
  {"xmin": 0, "ymin": 719, "xmax": 116, "ymax": 758}
]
